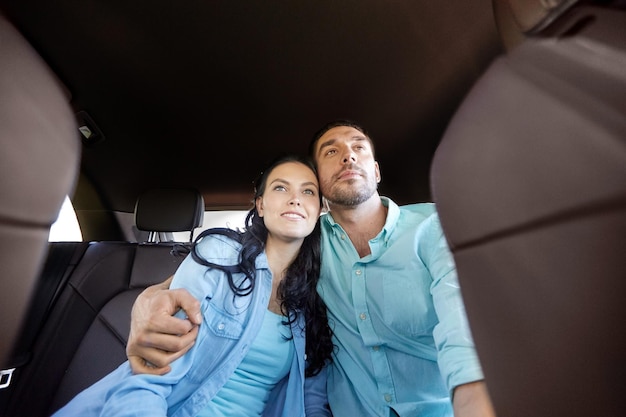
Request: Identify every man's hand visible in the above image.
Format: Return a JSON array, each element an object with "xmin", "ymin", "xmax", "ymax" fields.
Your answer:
[
  {"xmin": 126, "ymin": 276, "xmax": 202, "ymax": 375},
  {"xmin": 453, "ymin": 380, "xmax": 496, "ymax": 417}
]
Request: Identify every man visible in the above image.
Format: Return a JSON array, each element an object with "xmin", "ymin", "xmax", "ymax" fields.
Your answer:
[{"xmin": 127, "ymin": 121, "xmax": 495, "ymax": 417}]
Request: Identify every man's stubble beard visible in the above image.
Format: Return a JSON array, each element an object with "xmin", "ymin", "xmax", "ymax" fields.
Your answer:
[{"xmin": 323, "ymin": 178, "xmax": 377, "ymax": 207}]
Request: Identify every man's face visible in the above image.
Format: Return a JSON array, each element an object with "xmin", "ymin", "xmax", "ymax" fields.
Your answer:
[{"xmin": 312, "ymin": 126, "xmax": 380, "ymax": 206}]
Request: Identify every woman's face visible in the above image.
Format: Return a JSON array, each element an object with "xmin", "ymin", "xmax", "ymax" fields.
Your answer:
[{"xmin": 256, "ymin": 161, "xmax": 321, "ymax": 244}]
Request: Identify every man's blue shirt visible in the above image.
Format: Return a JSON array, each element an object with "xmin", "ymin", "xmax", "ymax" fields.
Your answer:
[{"xmin": 319, "ymin": 197, "xmax": 483, "ymax": 417}]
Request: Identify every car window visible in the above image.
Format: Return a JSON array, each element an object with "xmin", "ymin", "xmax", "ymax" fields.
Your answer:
[
  {"xmin": 48, "ymin": 196, "xmax": 82, "ymax": 242},
  {"xmin": 48, "ymin": 197, "xmax": 248, "ymax": 243},
  {"xmin": 171, "ymin": 210, "xmax": 248, "ymax": 242}
]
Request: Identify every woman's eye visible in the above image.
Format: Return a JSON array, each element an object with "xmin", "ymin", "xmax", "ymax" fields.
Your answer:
[
  {"xmin": 303, "ymin": 189, "xmax": 316, "ymax": 196},
  {"xmin": 274, "ymin": 185, "xmax": 286, "ymax": 191}
]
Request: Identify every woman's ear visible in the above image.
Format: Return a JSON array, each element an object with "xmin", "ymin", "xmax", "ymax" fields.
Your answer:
[{"xmin": 255, "ymin": 196, "xmax": 264, "ymax": 217}]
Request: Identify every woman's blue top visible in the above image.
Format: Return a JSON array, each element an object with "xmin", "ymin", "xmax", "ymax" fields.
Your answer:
[{"xmin": 197, "ymin": 309, "xmax": 295, "ymax": 416}]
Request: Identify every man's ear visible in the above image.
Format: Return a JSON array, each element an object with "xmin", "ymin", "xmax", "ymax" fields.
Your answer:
[
  {"xmin": 374, "ymin": 161, "xmax": 382, "ymax": 183},
  {"xmin": 256, "ymin": 196, "xmax": 264, "ymax": 217},
  {"xmin": 322, "ymin": 197, "xmax": 330, "ymax": 213}
]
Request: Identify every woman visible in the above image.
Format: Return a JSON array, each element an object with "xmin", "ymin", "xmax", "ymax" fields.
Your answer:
[{"xmin": 53, "ymin": 155, "xmax": 334, "ymax": 417}]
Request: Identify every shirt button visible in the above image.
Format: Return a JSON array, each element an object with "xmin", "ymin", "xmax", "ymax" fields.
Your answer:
[
  {"xmin": 355, "ymin": 269, "xmax": 362, "ymax": 276},
  {"xmin": 217, "ymin": 323, "xmax": 225, "ymax": 330},
  {"xmin": 384, "ymin": 394, "xmax": 392, "ymax": 402},
  {"xmin": 373, "ymin": 345, "xmax": 380, "ymax": 351},
  {"xmin": 359, "ymin": 313, "xmax": 367, "ymax": 320},
  {"xmin": 341, "ymin": 234, "xmax": 346, "ymax": 240}
]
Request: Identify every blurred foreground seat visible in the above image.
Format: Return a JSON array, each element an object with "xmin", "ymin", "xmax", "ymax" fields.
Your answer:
[
  {"xmin": 0, "ymin": 12, "xmax": 79, "ymax": 368},
  {"xmin": 431, "ymin": 3, "xmax": 626, "ymax": 417}
]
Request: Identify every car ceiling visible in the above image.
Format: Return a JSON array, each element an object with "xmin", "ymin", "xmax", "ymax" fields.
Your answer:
[{"xmin": 0, "ymin": 0, "xmax": 504, "ymax": 212}]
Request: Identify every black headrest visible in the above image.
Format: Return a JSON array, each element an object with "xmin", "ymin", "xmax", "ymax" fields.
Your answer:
[{"xmin": 134, "ymin": 188, "xmax": 204, "ymax": 232}]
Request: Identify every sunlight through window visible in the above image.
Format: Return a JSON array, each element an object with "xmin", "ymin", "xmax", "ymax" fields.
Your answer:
[{"xmin": 49, "ymin": 196, "xmax": 82, "ymax": 241}]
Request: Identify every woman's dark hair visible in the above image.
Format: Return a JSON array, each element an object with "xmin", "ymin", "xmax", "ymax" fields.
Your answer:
[{"xmin": 190, "ymin": 154, "xmax": 333, "ymax": 377}]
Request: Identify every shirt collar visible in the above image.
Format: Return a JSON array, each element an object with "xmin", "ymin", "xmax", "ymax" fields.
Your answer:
[
  {"xmin": 379, "ymin": 196, "xmax": 399, "ymax": 241},
  {"xmin": 255, "ymin": 250, "xmax": 269, "ymax": 270},
  {"xmin": 322, "ymin": 196, "xmax": 400, "ymax": 244}
]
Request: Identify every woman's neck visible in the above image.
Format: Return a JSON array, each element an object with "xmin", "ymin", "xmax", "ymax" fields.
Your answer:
[{"xmin": 264, "ymin": 237, "xmax": 300, "ymax": 274}]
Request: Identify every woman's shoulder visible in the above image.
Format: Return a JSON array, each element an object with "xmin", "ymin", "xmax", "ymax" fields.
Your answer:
[
  {"xmin": 171, "ymin": 228, "xmax": 243, "ymax": 293},
  {"xmin": 195, "ymin": 228, "xmax": 243, "ymax": 261}
]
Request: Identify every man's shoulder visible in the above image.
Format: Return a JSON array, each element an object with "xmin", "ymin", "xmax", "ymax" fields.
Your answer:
[
  {"xmin": 399, "ymin": 201, "xmax": 437, "ymax": 214},
  {"xmin": 397, "ymin": 202, "xmax": 439, "ymax": 224},
  {"xmin": 393, "ymin": 202, "xmax": 444, "ymax": 234}
]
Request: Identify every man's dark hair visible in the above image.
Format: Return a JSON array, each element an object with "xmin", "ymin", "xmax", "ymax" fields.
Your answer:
[{"xmin": 308, "ymin": 119, "xmax": 375, "ymax": 162}]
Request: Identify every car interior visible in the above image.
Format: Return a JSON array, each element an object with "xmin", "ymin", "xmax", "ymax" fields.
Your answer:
[{"xmin": 0, "ymin": 0, "xmax": 624, "ymax": 416}]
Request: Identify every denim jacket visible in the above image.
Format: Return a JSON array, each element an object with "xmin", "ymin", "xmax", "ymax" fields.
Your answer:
[{"xmin": 53, "ymin": 233, "xmax": 329, "ymax": 417}]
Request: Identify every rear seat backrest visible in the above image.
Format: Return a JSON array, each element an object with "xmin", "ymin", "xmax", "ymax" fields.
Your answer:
[
  {"xmin": 2, "ymin": 189, "xmax": 204, "ymax": 417},
  {"xmin": 49, "ymin": 243, "xmax": 190, "ymax": 411}
]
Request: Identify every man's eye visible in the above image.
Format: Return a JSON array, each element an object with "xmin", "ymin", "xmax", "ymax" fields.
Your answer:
[{"xmin": 325, "ymin": 149, "xmax": 337, "ymax": 156}]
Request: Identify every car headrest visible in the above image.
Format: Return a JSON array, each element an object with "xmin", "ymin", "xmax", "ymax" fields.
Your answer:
[{"xmin": 134, "ymin": 188, "xmax": 204, "ymax": 232}]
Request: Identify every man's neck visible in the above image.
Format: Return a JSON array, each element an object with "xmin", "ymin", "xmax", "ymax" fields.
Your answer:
[{"xmin": 327, "ymin": 193, "xmax": 387, "ymax": 257}]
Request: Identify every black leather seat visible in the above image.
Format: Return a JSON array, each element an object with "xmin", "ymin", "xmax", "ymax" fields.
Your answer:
[
  {"xmin": 431, "ymin": 3, "xmax": 626, "ymax": 417},
  {"xmin": 2, "ymin": 188, "xmax": 204, "ymax": 417}
]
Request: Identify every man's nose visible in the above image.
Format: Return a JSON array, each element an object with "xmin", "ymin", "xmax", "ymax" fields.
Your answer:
[{"xmin": 342, "ymin": 149, "xmax": 357, "ymax": 164}]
